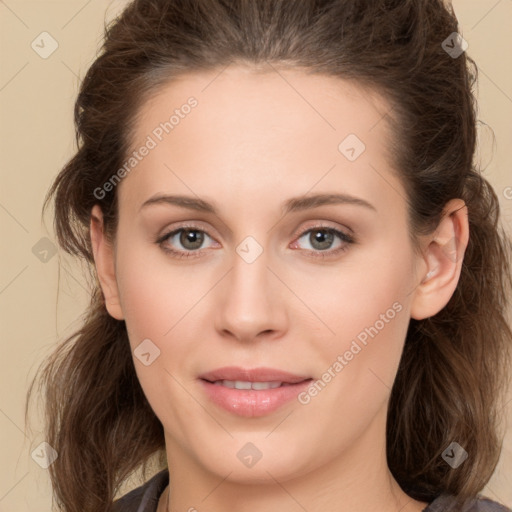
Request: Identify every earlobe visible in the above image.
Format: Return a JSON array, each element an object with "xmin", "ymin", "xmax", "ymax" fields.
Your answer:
[
  {"xmin": 90, "ymin": 205, "xmax": 124, "ymax": 320},
  {"xmin": 410, "ymin": 199, "xmax": 469, "ymax": 320}
]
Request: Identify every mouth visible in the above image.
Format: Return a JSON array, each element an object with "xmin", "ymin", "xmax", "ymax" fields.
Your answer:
[
  {"xmin": 199, "ymin": 366, "xmax": 312, "ymax": 384},
  {"xmin": 198, "ymin": 367, "xmax": 313, "ymax": 417},
  {"xmin": 204, "ymin": 380, "xmax": 299, "ymax": 390}
]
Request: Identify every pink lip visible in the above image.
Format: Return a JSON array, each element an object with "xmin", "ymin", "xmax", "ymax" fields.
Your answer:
[
  {"xmin": 198, "ymin": 366, "xmax": 313, "ymax": 418},
  {"xmin": 199, "ymin": 366, "xmax": 311, "ymax": 384}
]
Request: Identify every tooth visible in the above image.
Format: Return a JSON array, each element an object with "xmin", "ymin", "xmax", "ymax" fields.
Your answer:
[
  {"xmin": 252, "ymin": 381, "xmax": 283, "ymax": 390},
  {"xmin": 214, "ymin": 380, "xmax": 285, "ymax": 389},
  {"xmin": 266, "ymin": 381, "xmax": 282, "ymax": 389},
  {"xmin": 233, "ymin": 380, "xmax": 252, "ymax": 390},
  {"xmin": 252, "ymin": 381, "xmax": 270, "ymax": 390}
]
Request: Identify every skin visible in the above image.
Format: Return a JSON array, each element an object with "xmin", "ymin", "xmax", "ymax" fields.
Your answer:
[{"xmin": 90, "ymin": 64, "xmax": 469, "ymax": 512}]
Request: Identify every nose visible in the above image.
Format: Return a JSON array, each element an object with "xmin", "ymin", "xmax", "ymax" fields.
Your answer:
[{"xmin": 214, "ymin": 243, "xmax": 288, "ymax": 343}]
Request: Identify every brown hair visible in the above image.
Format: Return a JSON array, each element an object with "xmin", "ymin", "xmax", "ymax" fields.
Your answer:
[{"xmin": 25, "ymin": 1, "xmax": 512, "ymax": 511}]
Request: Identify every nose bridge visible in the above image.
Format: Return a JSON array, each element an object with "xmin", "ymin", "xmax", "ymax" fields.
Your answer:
[{"xmin": 214, "ymin": 236, "xmax": 286, "ymax": 340}]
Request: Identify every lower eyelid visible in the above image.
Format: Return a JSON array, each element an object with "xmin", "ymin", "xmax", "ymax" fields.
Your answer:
[
  {"xmin": 158, "ymin": 228, "xmax": 217, "ymax": 251},
  {"xmin": 291, "ymin": 227, "xmax": 353, "ymax": 253},
  {"xmin": 158, "ymin": 226, "xmax": 354, "ymax": 256}
]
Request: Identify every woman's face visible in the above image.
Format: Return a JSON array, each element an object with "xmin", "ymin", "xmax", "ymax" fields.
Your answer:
[{"xmin": 96, "ymin": 65, "xmax": 430, "ymax": 483}]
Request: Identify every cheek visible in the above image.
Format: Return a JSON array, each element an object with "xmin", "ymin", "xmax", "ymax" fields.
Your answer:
[
  {"xmin": 297, "ymin": 244, "xmax": 415, "ymax": 421},
  {"xmin": 303, "ymin": 242, "xmax": 414, "ymax": 348},
  {"xmin": 113, "ymin": 245, "xmax": 203, "ymax": 421},
  {"xmin": 114, "ymin": 242, "xmax": 204, "ymax": 344},
  {"xmin": 298, "ymin": 261, "xmax": 411, "ymax": 430}
]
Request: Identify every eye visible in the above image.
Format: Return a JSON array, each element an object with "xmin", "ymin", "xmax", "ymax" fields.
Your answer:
[
  {"xmin": 156, "ymin": 223, "xmax": 355, "ymax": 260},
  {"xmin": 291, "ymin": 225, "xmax": 355, "ymax": 259},
  {"xmin": 156, "ymin": 225, "xmax": 217, "ymax": 259}
]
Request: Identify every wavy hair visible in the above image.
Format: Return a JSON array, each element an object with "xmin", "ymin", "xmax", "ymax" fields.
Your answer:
[{"xmin": 25, "ymin": 1, "xmax": 512, "ymax": 511}]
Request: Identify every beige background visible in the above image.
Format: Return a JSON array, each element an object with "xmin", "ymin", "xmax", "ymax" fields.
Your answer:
[{"xmin": 1, "ymin": 0, "xmax": 511, "ymax": 510}]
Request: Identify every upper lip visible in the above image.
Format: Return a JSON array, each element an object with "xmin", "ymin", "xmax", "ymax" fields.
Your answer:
[{"xmin": 199, "ymin": 366, "xmax": 311, "ymax": 384}]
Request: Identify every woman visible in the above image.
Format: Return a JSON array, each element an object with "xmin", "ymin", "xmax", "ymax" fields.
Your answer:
[{"xmin": 25, "ymin": 1, "xmax": 512, "ymax": 511}]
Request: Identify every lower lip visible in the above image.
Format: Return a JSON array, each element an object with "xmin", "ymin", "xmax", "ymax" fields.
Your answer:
[{"xmin": 199, "ymin": 379, "xmax": 312, "ymax": 417}]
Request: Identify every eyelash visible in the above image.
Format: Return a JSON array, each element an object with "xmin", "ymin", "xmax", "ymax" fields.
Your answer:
[{"xmin": 155, "ymin": 223, "xmax": 355, "ymax": 260}]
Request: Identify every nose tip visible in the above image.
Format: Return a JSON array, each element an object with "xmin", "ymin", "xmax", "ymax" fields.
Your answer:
[{"xmin": 214, "ymin": 249, "xmax": 287, "ymax": 343}]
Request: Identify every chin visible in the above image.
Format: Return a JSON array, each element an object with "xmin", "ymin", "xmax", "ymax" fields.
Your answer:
[{"xmin": 191, "ymin": 436, "xmax": 317, "ymax": 484}]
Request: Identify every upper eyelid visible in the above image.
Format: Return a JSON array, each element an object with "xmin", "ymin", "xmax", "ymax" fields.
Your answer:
[
  {"xmin": 159, "ymin": 220, "xmax": 350, "ymax": 237},
  {"xmin": 292, "ymin": 220, "xmax": 353, "ymax": 239},
  {"xmin": 158, "ymin": 222, "xmax": 353, "ymax": 248},
  {"xmin": 160, "ymin": 220, "xmax": 221, "ymax": 239}
]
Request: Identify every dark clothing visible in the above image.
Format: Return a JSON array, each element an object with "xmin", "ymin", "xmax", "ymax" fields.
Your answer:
[{"xmin": 112, "ymin": 468, "xmax": 512, "ymax": 512}]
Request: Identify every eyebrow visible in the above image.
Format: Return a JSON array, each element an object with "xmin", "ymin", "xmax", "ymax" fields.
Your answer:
[{"xmin": 139, "ymin": 192, "xmax": 377, "ymax": 215}]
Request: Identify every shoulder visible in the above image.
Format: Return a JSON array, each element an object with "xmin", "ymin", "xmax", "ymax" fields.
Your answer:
[
  {"xmin": 425, "ymin": 493, "xmax": 512, "ymax": 512},
  {"xmin": 111, "ymin": 468, "xmax": 169, "ymax": 512}
]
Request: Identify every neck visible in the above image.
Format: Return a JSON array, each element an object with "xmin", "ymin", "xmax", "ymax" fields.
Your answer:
[{"xmin": 161, "ymin": 406, "xmax": 429, "ymax": 512}]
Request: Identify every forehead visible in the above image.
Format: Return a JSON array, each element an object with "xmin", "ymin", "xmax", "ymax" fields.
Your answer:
[
  {"xmin": 133, "ymin": 64, "xmax": 393, "ymax": 152},
  {"xmin": 119, "ymin": 64, "xmax": 404, "ymax": 216}
]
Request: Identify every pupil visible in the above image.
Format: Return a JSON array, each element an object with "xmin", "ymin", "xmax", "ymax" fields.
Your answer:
[
  {"xmin": 181, "ymin": 229, "xmax": 203, "ymax": 249},
  {"xmin": 178, "ymin": 229, "xmax": 334, "ymax": 251},
  {"xmin": 312, "ymin": 230, "xmax": 333, "ymax": 250}
]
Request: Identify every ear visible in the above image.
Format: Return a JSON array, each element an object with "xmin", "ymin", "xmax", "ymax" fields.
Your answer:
[
  {"xmin": 90, "ymin": 204, "xmax": 124, "ymax": 320},
  {"xmin": 410, "ymin": 198, "xmax": 469, "ymax": 320}
]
